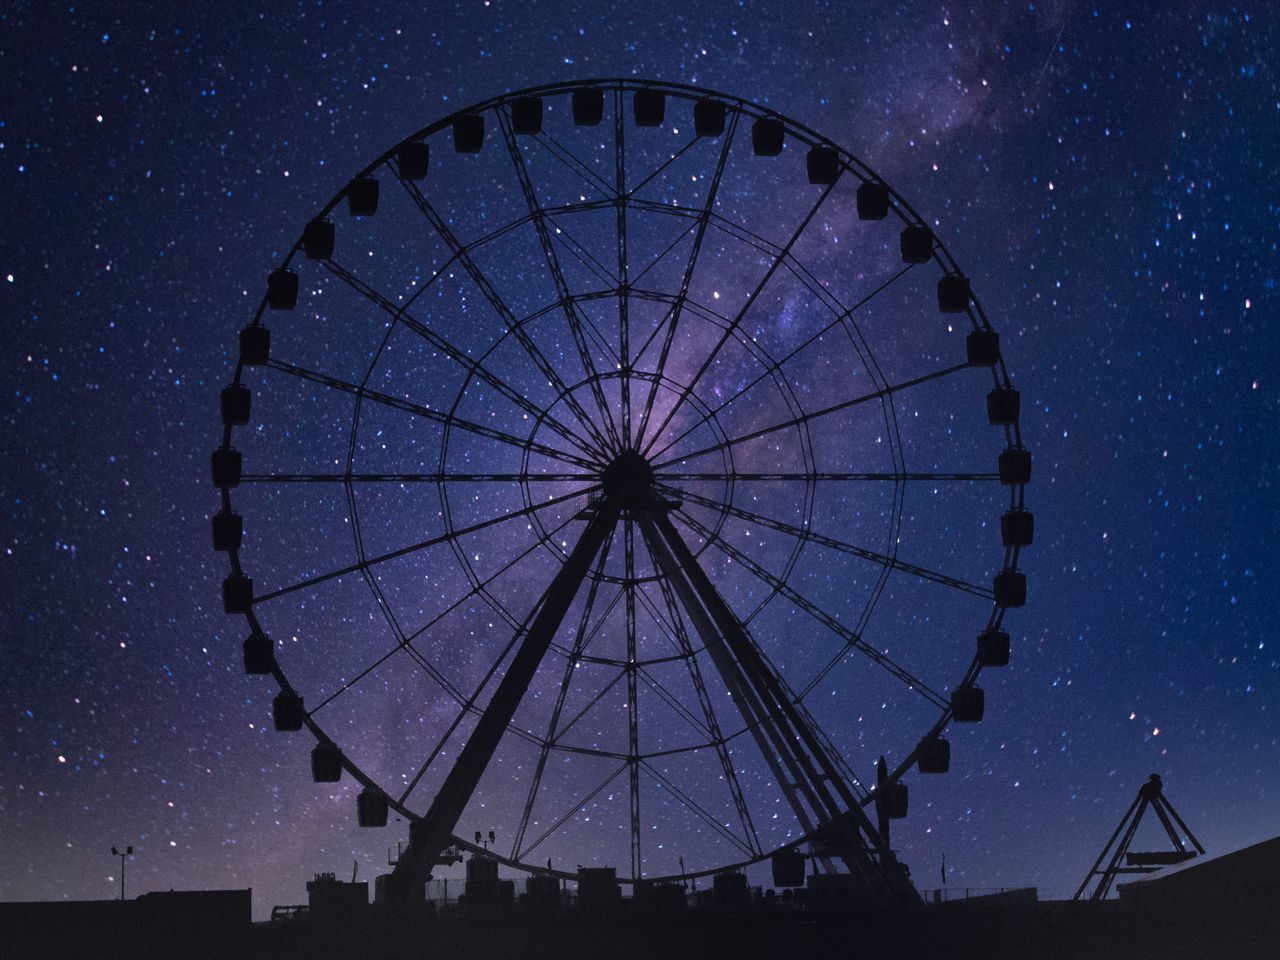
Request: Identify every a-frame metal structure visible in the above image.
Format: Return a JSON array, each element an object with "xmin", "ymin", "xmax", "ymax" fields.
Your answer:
[
  {"xmin": 377, "ymin": 451, "xmax": 916, "ymax": 903},
  {"xmin": 1073, "ymin": 773, "xmax": 1205, "ymax": 900}
]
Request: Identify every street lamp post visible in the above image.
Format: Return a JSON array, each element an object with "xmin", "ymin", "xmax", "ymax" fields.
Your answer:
[{"xmin": 110, "ymin": 846, "xmax": 133, "ymax": 901}]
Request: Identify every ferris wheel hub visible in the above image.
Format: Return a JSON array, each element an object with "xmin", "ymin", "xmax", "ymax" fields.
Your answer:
[{"xmin": 599, "ymin": 449, "xmax": 656, "ymax": 509}]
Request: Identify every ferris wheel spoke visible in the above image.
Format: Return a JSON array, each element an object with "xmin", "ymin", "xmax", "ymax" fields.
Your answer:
[
  {"xmin": 671, "ymin": 508, "xmax": 948, "ymax": 709},
  {"xmin": 397, "ymin": 181, "xmax": 618, "ymax": 455},
  {"xmin": 634, "ymin": 666, "xmax": 711, "ymax": 739},
  {"xmin": 663, "ymin": 484, "xmax": 995, "ymax": 600},
  {"xmin": 622, "ymin": 517, "xmax": 642, "ymax": 875},
  {"xmin": 263, "ymin": 358, "xmax": 597, "ymax": 471},
  {"xmin": 551, "ymin": 665, "xmax": 629, "ymax": 747},
  {"xmin": 529, "ymin": 128, "xmax": 617, "ymax": 201},
  {"xmin": 632, "ymin": 583, "xmax": 701, "ymax": 660},
  {"xmin": 240, "ymin": 472, "xmax": 588, "ymax": 483},
  {"xmin": 517, "ymin": 760, "xmax": 630, "ymax": 862},
  {"xmin": 497, "ymin": 108, "xmax": 626, "ymax": 451},
  {"xmin": 614, "ymin": 90, "xmax": 635, "ymax": 449},
  {"xmin": 307, "ymin": 644, "xmax": 418, "ymax": 717},
  {"xmin": 625, "ymin": 221, "xmax": 694, "ymax": 291},
  {"xmin": 655, "ymin": 471, "xmax": 999, "ymax": 482},
  {"xmin": 321, "ymin": 258, "xmax": 608, "ymax": 460},
  {"xmin": 542, "ymin": 213, "xmax": 621, "ymax": 290},
  {"xmin": 402, "ymin": 504, "xmax": 587, "ymax": 650},
  {"xmin": 251, "ymin": 483, "xmax": 595, "ymax": 606},
  {"xmin": 634, "ymin": 112, "xmax": 740, "ymax": 449},
  {"xmin": 625, "ymin": 134, "xmax": 702, "ymax": 200},
  {"xmin": 548, "ymin": 584, "xmax": 626, "ymax": 661},
  {"xmin": 511, "ymin": 524, "xmax": 617, "ymax": 860},
  {"xmin": 639, "ymin": 179, "xmax": 839, "ymax": 458},
  {"xmin": 651, "ymin": 361, "xmax": 971, "ymax": 471},
  {"xmin": 639, "ymin": 760, "xmax": 756, "ymax": 858},
  {"xmin": 643, "ymin": 262, "xmax": 918, "ymax": 465}
]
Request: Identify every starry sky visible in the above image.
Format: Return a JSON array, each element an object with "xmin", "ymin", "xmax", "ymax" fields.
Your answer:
[{"xmin": 3, "ymin": 1, "xmax": 1277, "ymax": 921}]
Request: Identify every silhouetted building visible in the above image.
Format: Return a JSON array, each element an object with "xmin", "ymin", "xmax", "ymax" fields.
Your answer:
[
  {"xmin": 522, "ymin": 874, "xmax": 562, "ymax": 911},
  {"xmin": 711, "ymin": 870, "xmax": 749, "ymax": 909},
  {"xmin": 306, "ymin": 872, "xmax": 368, "ymax": 920},
  {"xmin": 575, "ymin": 867, "xmax": 621, "ymax": 911}
]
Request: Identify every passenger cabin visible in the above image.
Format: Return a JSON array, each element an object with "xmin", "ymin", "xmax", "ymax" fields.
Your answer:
[
  {"xmin": 357, "ymin": 788, "xmax": 388, "ymax": 827},
  {"xmin": 453, "ymin": 115, "xmax": 485, "ymax": 153},
  {"xmin": 239, "ymin": 325, "xmax": 270, "ymax": 365},
  {"xmin": 573, "ymin": 88, "xmax": 604, "ymax": 126},
  {"xmin": 1001, "ymin": 509, "xmax": 1034, "ymax": 547},
  {"xmin": 711, "ymin": 871, "xmax": 749, "ymax": 907},
  {"xmin": 999, "ymin": 447, "xmax": 1032, "ymax": 485},
  {"xmin": 273, "ymin": 692, "xmax": 303, "ymax": 731},
  {"xmin": 937, "ymin": 273, "xmax": 971, "ymax": 312},
  {"xmin": 917, "ymin": 737, "xmax": 951, "ymax": 774},
  {"xmin": 511, "ymin": 96, "xmax": 543, "ymax": 135},
  {"xmin": 986, "ymin": 386, "xmax": 1020, "ymax": 425},
  {"xmin": 211, "ymin": 448, "xmax": 242, "ymax": 488},
  {"xmin": 576, "ymin": 867, "xmax": 621, "ymax": 910},
  {"xmin": 311, "ymin": 742, "xmax": 342, "ymax": 782},
  {"xmin": 222, "ymin": 574, "xmax": 253, "ymax": 614},
  {"xmin": 346, "ymin": 177, "xmax": 379, "ymax": 216},
  {"xmin": 211, "ymin": 510, "xmax": 243, "ymax": 552},
  {"xmin": 220, "ymin": 384, "xmax": 250, "ymax": 426},
  {"xmin": 523, "ymin": 874, "xmax": 561, "ymax": 909},
  {"xmin": 464, "ymin": 854, "xmax": 501, "ymax": 905},
  {"xmin": 977, "ymin": 629, "xmax": 1011, "ymax": 667},
  {"xmin": 966, "ymin": 329, "xmax": 1000, "ymax": 366},
  {"xmin": 397, "ymin": 142, "xmax": 430, "ymax": 180},
  {"xmin": 306, "ymin": 873, "xmax": 369, "ymax": 919},
  {"xmin": 876, "ymin": 781, "xmax": 909, "ymax": 820},
  {"xmin": 266, "ymin": 269, "xmax": 297, "ymax": 310},
  {"xmin": 243, "ymin": 632, "xmax": 274, "ymax": 675},
  {"xmin": 751, "ymin": 117, "xmax": 784, "ymax": 156},
  {"xmin": 771, "ymin": 850, "xmax": 806, "ymax": 887},
  {"xmin": 806, "ymin": 146, "xmax": 840, "ymax": 185},
  {"xmin": 856, "ymin": 181, "xmax": 890, "ymax": 220},
  {"xmin": 993, "ymin": 570, "xmax": 1027, "ymax": 608},
  {"xmin": 634, "ymin": 89, "xmax": 665, "ymax": 126},
  {"xmin": 693, "ymin": 98, "xmax": 726, "ymax": 137},
  {"xmin": 951, "ymin": 686, "xmax": 985, "ymax": 722},
  {"xmin": 899, "ymin": 225, "xmax": 933, "ymax": 263},
  {"xmin": 302, "ymin": 218, "xmax": 335, "ymax": 259}
]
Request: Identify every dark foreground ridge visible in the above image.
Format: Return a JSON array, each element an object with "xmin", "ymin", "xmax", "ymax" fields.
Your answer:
[{"xmin": 4, "ymin": 864, "xmax": 1279, "ymax": 960}]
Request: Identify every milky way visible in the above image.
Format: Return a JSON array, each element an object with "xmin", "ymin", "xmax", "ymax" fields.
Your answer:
[{"xmin": 3, "ymin": 2, "xmax": 1276, "ymax": 919}]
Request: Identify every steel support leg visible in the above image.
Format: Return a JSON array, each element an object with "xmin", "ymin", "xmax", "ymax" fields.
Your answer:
[
  {"xmin": 384, "ymin": 506, "xmax": 619, "ymax": 900},
  {"xmin": 647, "ymin": 511, "xmax": 917, "ymax": 897}
]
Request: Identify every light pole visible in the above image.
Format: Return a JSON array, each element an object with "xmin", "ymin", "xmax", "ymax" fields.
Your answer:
[{"xmin": 111, "ymin": 846, "xmax": 133, "ymax": 901}]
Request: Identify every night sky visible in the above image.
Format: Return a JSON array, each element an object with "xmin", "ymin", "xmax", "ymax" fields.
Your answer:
[{"xmin": 4, "ymin": 1, "xmax": 1277, "ymax": 921}]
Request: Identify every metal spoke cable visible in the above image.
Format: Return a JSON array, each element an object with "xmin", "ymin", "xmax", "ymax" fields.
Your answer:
[
  {"xmin": 665, "ymin": 484, "xmax": 994, "ymax": 599},
  {"xmin": 320, "ymin": 258, "xmax": 608, "ymax": 461},
  {"xmin": 671, "ymin": 508, "xmax": 948, "ymax": 709},
  {"xmin": 652, "ymin": 362, "xmax": 971, "ymax": 471}
]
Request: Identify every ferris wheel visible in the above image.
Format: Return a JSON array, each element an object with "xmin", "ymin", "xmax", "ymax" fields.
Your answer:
[{"xmin": 211, "ymin": 79, "xmax": 1031, "ymax": 900}]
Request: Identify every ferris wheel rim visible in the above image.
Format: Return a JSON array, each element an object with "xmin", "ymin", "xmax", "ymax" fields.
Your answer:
[{"xmin": 214, "ymin": 77, "xmax": 1030, "ymax": 885}]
